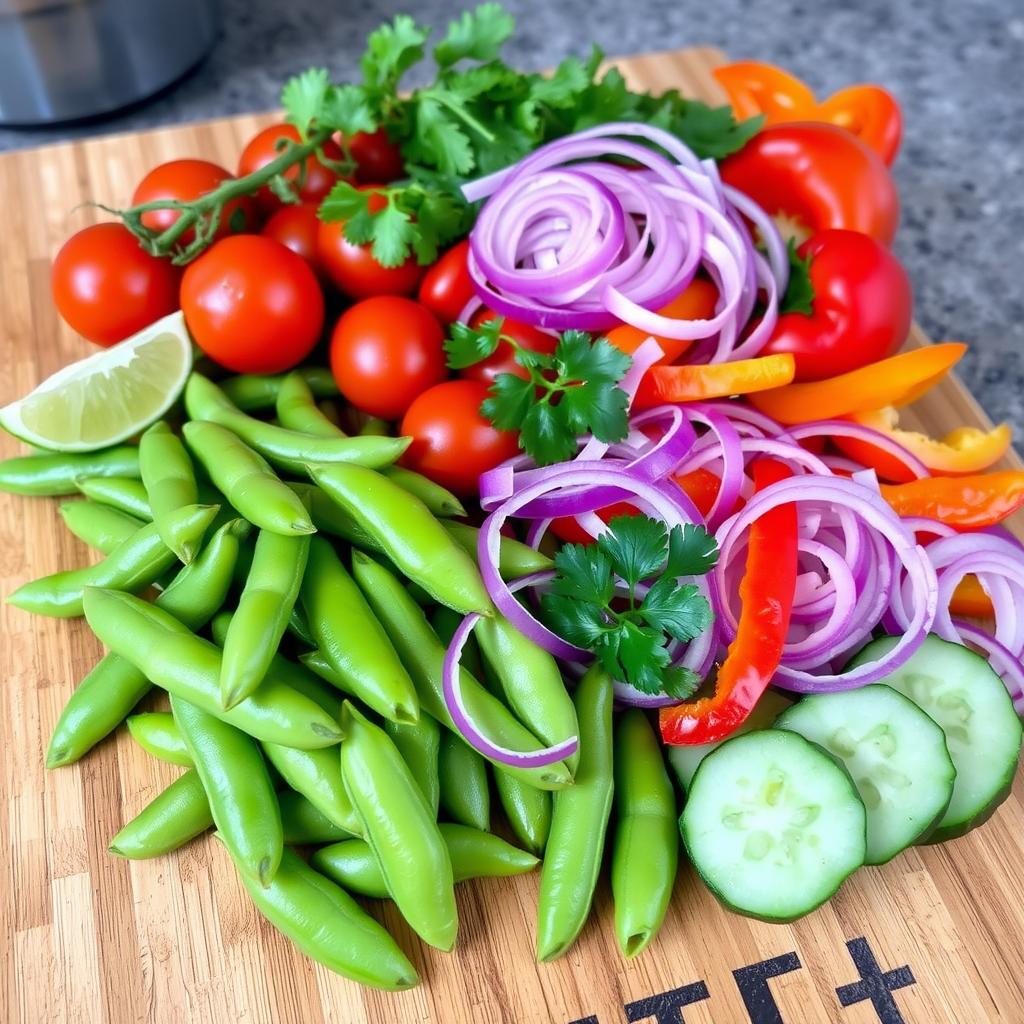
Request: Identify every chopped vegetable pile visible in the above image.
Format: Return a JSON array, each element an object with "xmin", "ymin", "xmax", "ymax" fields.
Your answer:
[{"xmin": 1, "ymin": 3, "xmax": 1022, "ymax": 995}]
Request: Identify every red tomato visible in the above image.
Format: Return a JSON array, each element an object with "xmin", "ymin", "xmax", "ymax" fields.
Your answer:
[
  {"xmin": 260, "ymin": 203, "xmax": 320, "ymax": 266},
  {"xmin": 720, "ymin": 122, "xmax": 899, "ymax": 245},
  {"xmin": 238, "ymin": 124, "xmax": 345, "ymax": 214},
  {"xmin": 347, "ymin": 128, "xmax": 405, "ymax": 183},
  {"xmin": 131, "ymin": 159, "xmax": 256, "ymax": 244},
  {"xmin": 400, "ymin": 380, "xmax": 520, "ymax": 496},
  {"xmin": 460, "ymin": 310, "xmax": 558, "ymax": 384},
  {"xmin": 181, "ymin": 235, "xmax": 324, "ymax": 374},
  {"xmin": 763, "ymin": 229, "xmax": 912, "ymax": 381},
  {"xmin": 50, "ymin": 223, "xmax": 181, "ymax": 346},
  {"xmin": 329, "ymin": 296, "xmax": 446, "ymax": 418},
  {"xmin": 317, "ymin": 187, "xmax": 424, "ymax": 299},
  {"xmin": 418, "ymin": 239, "xmax": 474, "ymax": 324}
]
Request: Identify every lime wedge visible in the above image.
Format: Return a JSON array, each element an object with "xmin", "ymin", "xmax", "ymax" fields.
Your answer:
[{"xmin": 0, "ymin": 311, "xmax": 193, "ymax": 452}]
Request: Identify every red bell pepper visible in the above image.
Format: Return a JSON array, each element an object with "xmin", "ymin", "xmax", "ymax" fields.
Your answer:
[
  {"xmin": 880, "ymin": 472, "xmax": 1024, "ymax": 530},
  {"xmin": 762, "ymin": 229, "xmax": 912, "ymax": 382},
  {"xmin": 660, "ymin": 459, "xmax": 797, "ymax": 745},
  {"xmin": 719, "ymin": 122, "xmax": 899, "ymax": 245}
]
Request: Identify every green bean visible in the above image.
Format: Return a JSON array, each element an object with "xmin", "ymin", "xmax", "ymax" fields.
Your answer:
[
  {"xmin": 340, "ymin": 702, "xmax": 457, "ymax": 951},
  {"xmin": 9, "ymin": 504, "xmax": 219, "ymax": 617},
  {"xmin": 312, "ymin": 824, "xmax": 539, "ymax": 900},
  {"xmin": 476, "ymin": 613, "xmax": 580, "ymax": 775},
  {"xmin": 288, "ymin": 482, "xmax": 375, "ymax": 548},
  {"xmin": 494, "ymin": 770, "xmax": 552, "ymax": 856},
  {"xmin": 351, "ymin": 551, "xmax": 572, "ymax": 790},
  {"xmin": 58, "ymin": 501, "xmax": 145, "ymax": 555},
  {"xmin": 109, "ymin": 770, "xmax": 213, "ymax": 858},
  {"xmin": 184, "ymin": 373, "xmax": 409, "ymax": 473},
  {"xmin": 127, "ymin": 712, "xmax": 193, "ymax": 766},
  {"xmin": 75, "ymin": 476, "xmax": 152, "ymax": 519},
  {"xmin": 536, "ymin": 664, "xmax": 614, "ymax": 962},
  {"xmin": 382, "ymin": 466, "xmax": 465, "ymax": 517},
  {"xmin": 139, "ymin": 421, "xmax": 203, "ymax": 563},
  {"xmin": 82, "ymin": 588, "xmax": 343, "ymax": 748},
  {"xmin": 286, "ymin": 604, "xmax": 316, "ymax": 648},
  {"xmin": 183, "ymin": 420, "xmax": 314, "ymax": 536},
  {"xmin": 46, "ymin": 519, "xmax": 248, "ymax": 767},
  {"xmin": 0, "ymin": 445, "xmax": 140, "ymax": 496},
  {"xmin": 171, "ymin": 695, "xmax": 282, "ymax": 886},
  {"xmin": 221, "ymin": 529, "xmax": 311, "ymax": 708},
  {"xmin": 219, "ymin": 367, "xmax": 339, "ymax": 412},
  {"xmin": 386, "ymin": 713, "xmax": 441, "ymax": 816},
  {"xmin": 442, "ymin": 520, "xmax": 554, "ymax": 578},
  {"xmin": 431, "ymin": 605, "xmax": 488, "ymax": 681},
  {"xmin": 278, "ymin": 791, "xmax": 353, "ymax": 845},
  {"xmin": 311, "ymin": 463, "xmax": 492, "ymax": 616},
  {"xmin": 275, "ymin": 371, "xmax": 348, "ymax": 437},
  {"xmin": 611, "ymin": 709, "xmax": 678, "ymax": 958},
  {"xmin": 236, "ymin": 846, "xmax": 418, "ymax": 990},
  {"xmin": 300, "ymin": 536, "xmax": 419, "ymax": 724},
  {"xmin": 438, "ymin": 731, "xmax": 490, "ymax": 831}
]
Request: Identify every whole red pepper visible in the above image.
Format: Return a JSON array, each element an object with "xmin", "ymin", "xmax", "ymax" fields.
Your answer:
[{"xmin": 660, "ymin": 459, "xmax": 798, "ymax": 745}]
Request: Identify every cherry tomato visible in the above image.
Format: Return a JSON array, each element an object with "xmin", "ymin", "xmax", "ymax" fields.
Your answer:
[
  {"xmin": 50, "ymin": 223, "xmax": 181, "ymax": 347},
  {"xmin": 317, "ymin": 187, "xmax": 425, "ymax": 299},
  {"xmin": 606, "ymin": 279, "xmax": 719, "ymax": 364},
  {"xmin": 131, "ymin": 159, "xmax": 256, "ymax": 244},
  {"xmin": 763, "ymin": 229, "xmax": 911, "ymax": 381},
  {"xmin": 460, "ymin": 310, "xmax": 558, "ymax": 384},
  {"xmin": 238, "ymin": 124, "xmax": 345, "ymax": 214},
  {"xmin": 418, "ymin": 239, "xmax": 474, "ymax": 324},
  {"xmin": 260, "ymin": 202, "xmax": 320, "ymax": 266},
  {"xmin": 400, "ymin": 379, "xmax": 520, "ymax": 496},
  {"xmin": 329, "ymin": 296, "xmax": 446, "ymax": 418},
  {"xmin": 347, "ymin": 128, "xmax": 406, "ymax": 183},
  {"xmin": 181, "ymin": 235, "xmax": 324, "ymax": 374}
]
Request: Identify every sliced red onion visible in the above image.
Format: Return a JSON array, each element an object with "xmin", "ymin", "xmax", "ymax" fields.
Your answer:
[{"xmin": 786, "ymin": 421, "xmax": 930, "ymax": 481}]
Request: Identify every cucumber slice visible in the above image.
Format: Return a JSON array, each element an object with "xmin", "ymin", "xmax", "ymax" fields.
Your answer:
[
  {"xmin": 775, "ymin": 685, "xmax": 955, "ymax": 864},
  {"xmin": 848, "ymin": 634, "xmax": 1022, "ymax": 841},
  {"xmin": 681, "ymin": 729, "xmax": 866, "ymax": 922},
  {"xmin": 667, "ymin": 689, "xmax": 792, "ymax": 791}
]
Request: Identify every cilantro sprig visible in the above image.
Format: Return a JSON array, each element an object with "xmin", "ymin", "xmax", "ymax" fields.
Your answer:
[
  {"xmin": 542, "ymin": 515, "xmax": 718, "ymax": 697},
  {"xmin": 446, "ymin": 318, "xmax": 632, "ymax": 465}
]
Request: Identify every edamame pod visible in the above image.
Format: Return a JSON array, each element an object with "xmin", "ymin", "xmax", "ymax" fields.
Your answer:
[
  {"xmin": 140, "ymin": 421, "xmax": 202, "ymax": 563},
  {"xmin": 289, "ymin": 482, "xmax": 375, "ymax": 548},
  {"xmin": 127, "ymin": 712, "xmax": 193, "ymax": 766},
  {"xmin": 536, "ymin": 664, "xmax": 614, "ymax": 962},
  {"xmin": 46, "ymin": 519, "xmax": 248, "ymax": 767},
  {"xmin": 9, "ymin": 504, "xmax": 219, "ymax": 617},
  {"xmin": 0, "ymin": 445, "xmax": 139, "ymax": 496},
  {"xmin": 183, "ymin": 420, "xmax": 315, "ymax": 536},
  {"xmin": 185, "ymin": 373, "xmax": 408, "ymax": 473},
  {"xmin": 109, "ymin": 770, "xmax": 213, "ymax": 858},
  {"xmin": 301, "ymin": 536, "xmax": 419, "ymax": 724},
  {"xmin": 351, "ymin": 552, "xmax": 572, "ymax": 790},
  {"xmin": 75, "ymin": 476, "xmax": 152, "ymax": 519},
  {"xmin": 358, "ymin": 416, "xmax": 389, "ymax": 436},
  {"xmin": 278, "ymin": 791, "xmax": 353, "ymax": 845},
  {"xmin": 236, "ymin": 846, "xmax": 418, "ymax": 990},
  {"xmin": 220, "ymin": 367, "xmax": 338, "ymax": 412},
  {"xmin": 494, "ymin": 769, "xmax": 552, "ymax": 856},
  {"xmin": 286, "ymin": 604, "xmax": 316, "ymax": 648},
  {"xmin": 442, "ymin": 520, "xmax": 553, "ymax": 578},
  {"xmin": 171, "ymin": 695, "xmax": 282, "ymax": 886},
  {"xmin": 310, "ymin": 463, "xmax": 492, "ymax": 616},
  {"xmin": 438, "ymin": 731, "xmax": 490, "ymax": 831},
  {"xmin": 382, "ymin": 466, "xmax": 465, "ymax": 518},
  {"xmin": 221, "ymin": 528, "xmax": 310, "ymax": 708},
  {"xmin": 385, "ymin": 714, "xmax": 441, "ymax": 815},
  {"xmin": 58, "ymin": 501, "xmax": 145, "ymax": 555},
  {"xmin": 82, "ymin": 588, "xmax": 343, "ymax": 748},
  {"xmin": 340, "ymin": 702, "xmax": 457, "ymax": 951},
  {"xmin": 275, "ymin": 372, "xmax": 348, "ymax": 437},
  {"xmin": 611, "ymin": 709, "xmax": 678, "ymax": 958},
  {"xmin": 312, "ymin": 824, "xmax": 539, "ymax": 899}
]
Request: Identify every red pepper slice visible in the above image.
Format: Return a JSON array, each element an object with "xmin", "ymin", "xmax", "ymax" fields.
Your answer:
[
  {"xmin": 660, "ymin": 459, "xmax": 798, "ymax": 745},
  {"xmin": 880, "ymin": 471, "xmax": 1024, "ymax": 531}
]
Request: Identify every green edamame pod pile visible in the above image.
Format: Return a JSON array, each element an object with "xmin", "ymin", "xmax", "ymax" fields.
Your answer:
[{"xmin": 3, "ymin": 361, "xmax": 692, "ymax": 991}]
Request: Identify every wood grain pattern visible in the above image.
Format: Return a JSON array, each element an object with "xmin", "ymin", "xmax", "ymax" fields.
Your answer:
[{"xmin": 2, "ymin": 46, "xmax": 1022, "ymax": 1024}]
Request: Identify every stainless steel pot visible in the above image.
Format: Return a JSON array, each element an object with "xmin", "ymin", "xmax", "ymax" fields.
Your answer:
[{"xmin": 0, "ymin": 0, "xmax": 220, "ymax": 125}]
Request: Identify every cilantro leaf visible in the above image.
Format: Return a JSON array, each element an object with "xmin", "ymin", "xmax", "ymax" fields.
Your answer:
[
  {"xmin": 412, "ymin": 189, "xmax": 468, "ymax": 263},
  {"xmin": 321, "ymin": 84, "xmax": 376, "ymax": 137},
  {"xmin": 282, "ymin": 68, "xmax": 331, "ymax": 138},
  {"xmin": 779, "ymin": 237, "xmax": 816, "ymax": 315},
  {"xmin": 446, "ymin": 318, "xmax": 504, "ymax": 369},
  {"xmin": 540, "ymin": 593, "xmax": 609, "ymax": 649},
  {"xmin": 319, "ymin": 180, "xmax": 367, "ymax": 223},
  {"xmin": 669, "ymin": 102, "xmax": 763, "ymax": 160},
  {"xmin": 481, "ymin": 373, "xmax": 535, "ymax": 431},
  {"xmin": 520, "ymin": 402, "xmax": 578, "ymax": 465},
  {"xmin": 404, "ymin": 98, "xmax": 475, "ymax": 177},
  {"xmin": 370, "ymin": 201, "xmax": 417, "ymax": 268},
  {"xmin": 596, "ymin": 514, "xmax": 668, "ymax": 587},
  {"xmin": 435, "ymin": 4, "xmax": 516, "ymax": 67},
  {"xmin": 530, "ymin": 57, "xmax": 591, "ymax": 108},
  {"xmin": 661, "ymin": 665, "xmax": 702, "ymax": 700},
  {"xmin": 616, "ymin": 621, "xmax": 672, "ymax": 693},
  {"xmin": 640, "ymin": 579, "xmax": 712, "ymax": 643},
  {"xmin": 549, "ymin": 543, "xmax": 615, "ymax": 605},
  {"xmin": 555, "ymin": 331, "xmax": 631, "ymax": 384},
  {"xmin": 665, "ymin": 522, "xmax": 720, "ymax": 578},
  {"xmin": 561, "ymin": 380, "xmax": 630, "ymax": 443},
  {"xmin": 362, "ymin": 15, "xmax": 429, "ymax": 94}
]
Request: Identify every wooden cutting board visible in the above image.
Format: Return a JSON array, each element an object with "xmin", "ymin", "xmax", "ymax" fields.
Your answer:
[{"xmin": 2, "ymin": 45, "xmax": 1023, "ymax": 1024}]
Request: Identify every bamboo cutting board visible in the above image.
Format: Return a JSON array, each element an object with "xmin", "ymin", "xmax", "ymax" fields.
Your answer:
[{"xmin": 2, "ymin": 46, "xmax": 1023, "ymax": 1024}]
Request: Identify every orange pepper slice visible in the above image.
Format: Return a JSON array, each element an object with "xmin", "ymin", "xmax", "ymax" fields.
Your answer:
[
  {"xmin": 605, "ymin": 279, "xmax": 718, "ymax": 364},
  {"xmin": 949, "ymin": 575, "xmax": 994, "ymax": 618},
  {"xmin": 880, "ymin": 471, "xmax": 1024, "ymax": 530},
  {"xmin": 713, "ymin": 62, "xmax": 816, "ymax": 124},
  {"xmin": 634, "ymin": 353, "xmax": 795, "ymax": 409},
  {"xmin": 748, "ymin": 343, "xmax": 966, "ymax": 425}
]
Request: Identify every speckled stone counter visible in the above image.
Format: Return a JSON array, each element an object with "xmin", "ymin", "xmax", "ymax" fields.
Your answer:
[{"xmin": 2, "ymin": 0, "xmax": 1021, "ymax": 428}]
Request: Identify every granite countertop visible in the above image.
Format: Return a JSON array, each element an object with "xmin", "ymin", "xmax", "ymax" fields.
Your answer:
[{"xmin": 2, "ymin": 0, "xmax": 1021, "ymax": 429}]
